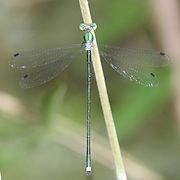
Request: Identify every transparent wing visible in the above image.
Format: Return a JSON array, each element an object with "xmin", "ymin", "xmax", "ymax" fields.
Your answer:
[
  {"xmin": 10, "ymin": 44, "xmax": 82, "ymax": 88},
  {"xmin": 10, "ymin": 44, "xmax": 81, "ymax": 69},
  {"xmin": 99, "ymin": 45, "xmax": 170, "ymax": 87}
]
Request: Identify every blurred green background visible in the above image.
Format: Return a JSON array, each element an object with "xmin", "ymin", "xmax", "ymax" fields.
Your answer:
[{"xmin": 0, "ymin": 0, "xmax": 179, "ymax": 180}]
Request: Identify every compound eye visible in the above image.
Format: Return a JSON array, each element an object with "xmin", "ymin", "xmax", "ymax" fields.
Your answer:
[
  {"xmin": 79, "ymin": 23, "xmax": 87, "ymax": 31},
  {"xmin": 90, "ymin": 23, "xmax": 97, "ymax": 30}
]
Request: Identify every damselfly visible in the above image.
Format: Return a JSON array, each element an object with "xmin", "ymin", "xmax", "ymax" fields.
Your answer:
[{"xmin": 9, "ymin": 23, "xmax": 170, "ymax": 176}]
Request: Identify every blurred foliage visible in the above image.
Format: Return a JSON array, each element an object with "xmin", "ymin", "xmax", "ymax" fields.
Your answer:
[{"xmin": 0, "ymin": 0, "xmax": 179, "ymax": 180}]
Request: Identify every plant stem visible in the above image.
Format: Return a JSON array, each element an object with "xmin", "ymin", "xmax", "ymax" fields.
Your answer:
[{"xmin": 78, "ymin": 0, "xmax": 127, "ymax": 180}]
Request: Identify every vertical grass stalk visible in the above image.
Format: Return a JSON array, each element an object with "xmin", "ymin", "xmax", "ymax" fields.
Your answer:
[{"xmin": 78, "ymin": 0, "xmax": 127, "ymax": 179}]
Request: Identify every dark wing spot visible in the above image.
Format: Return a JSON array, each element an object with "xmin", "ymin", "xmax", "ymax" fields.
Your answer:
[
  {"xmin": 160, "ymin": 52, "xmax": 165, "ymax": 56},
  {"xmin": 150, "ymin": 72, "xmax": 155, "ymax": 77},
  {"xmin": 23, "ymin": 74, "xmax": 28, "ymax": 79},
  {"xmin": 14, "ymin": 53, "xmax": 20, "ymax": 57}
]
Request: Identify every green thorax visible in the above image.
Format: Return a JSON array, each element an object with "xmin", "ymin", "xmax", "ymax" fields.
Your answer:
[{"xmin": 84, "ymin": 31, "xmax": 94, "ymax": 43}]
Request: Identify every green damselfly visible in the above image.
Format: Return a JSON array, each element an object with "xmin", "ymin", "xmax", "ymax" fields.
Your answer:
[{"xmin": 9, "ymin": 23, "xmax": 170, "ymax": 176}]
